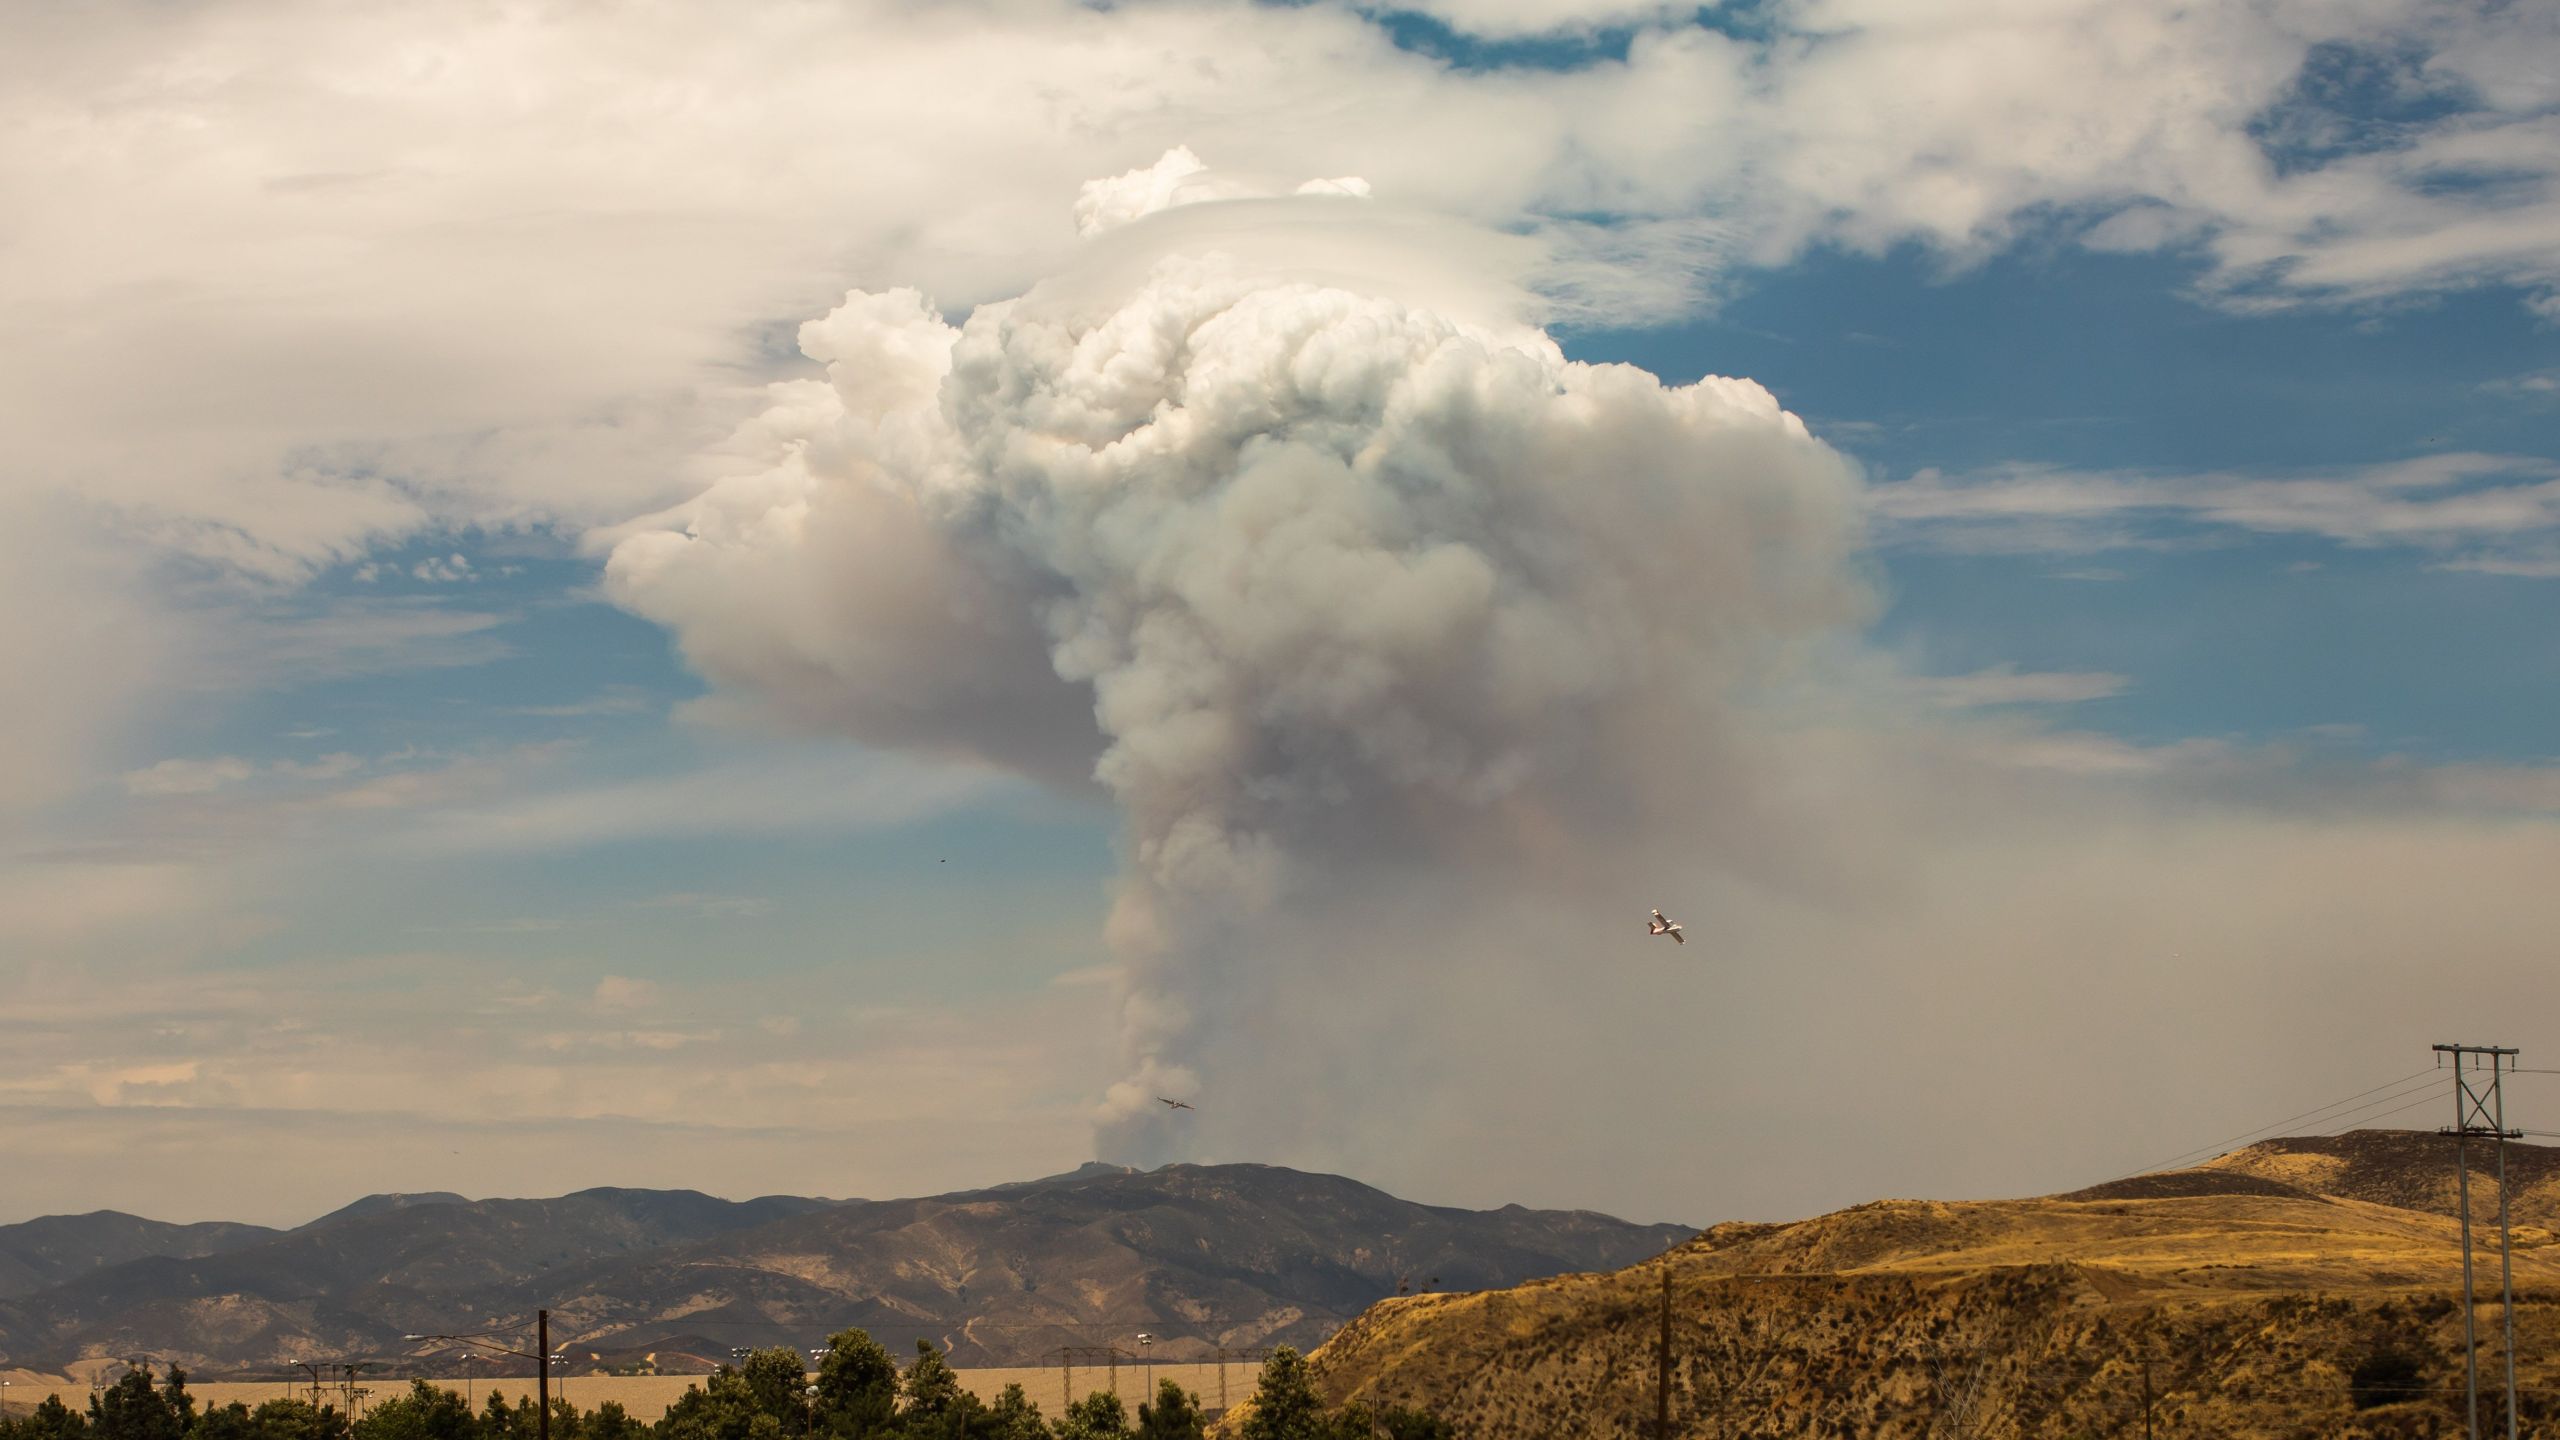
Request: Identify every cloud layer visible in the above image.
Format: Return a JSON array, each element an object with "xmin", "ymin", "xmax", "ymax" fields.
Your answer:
[{"xmin": 7, "ymin": 0, "xmax": 2554, "ymax": 832}]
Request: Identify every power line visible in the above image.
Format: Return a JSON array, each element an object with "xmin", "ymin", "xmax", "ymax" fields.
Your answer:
[
  {"xmin": 2096, "ymin": 1068, "xmax": 2440, "ymax": 1185},
  {"xmin": 2302, "ymin": 1082, "xmax": 2456, "ymax": 1135}
]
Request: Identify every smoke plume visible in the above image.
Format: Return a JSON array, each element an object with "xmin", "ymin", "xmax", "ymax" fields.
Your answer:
[{"xmin": 606, "ymin": 152, "xmax": 1871, "ymax": 1163}]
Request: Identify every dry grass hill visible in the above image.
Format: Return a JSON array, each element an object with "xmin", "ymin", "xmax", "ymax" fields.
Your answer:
[{"xmin": 1288, "ymin": 1130, "xmax": 2560, "ymax": 1439}]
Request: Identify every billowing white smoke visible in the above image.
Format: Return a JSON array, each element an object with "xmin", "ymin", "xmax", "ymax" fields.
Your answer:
[{"xmin": 606, "ymin": 154, "xmax": 1869, "ymax": 1163}]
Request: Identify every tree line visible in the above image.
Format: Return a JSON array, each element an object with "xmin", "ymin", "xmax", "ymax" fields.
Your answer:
[{"xmin": 0, "ymin": 1331, "xmax": 1449, "ymax": 1440}]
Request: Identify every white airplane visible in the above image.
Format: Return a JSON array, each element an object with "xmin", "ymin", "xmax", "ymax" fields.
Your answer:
[
  {"xmin": 1158, "ymin": 1096, "xmax": 1194, "ymax": 1111},
  {"xmin": 1647, "ymin": 909, "xmax": 1685, "ymax": 944}
]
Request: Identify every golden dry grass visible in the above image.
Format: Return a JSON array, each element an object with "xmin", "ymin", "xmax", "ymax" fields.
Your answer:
[
  {"xmin": 0, "ymin": 1361, "xmax": 1256, "ymax": 1423},
  {"xmin": 1288, "ymin": 1186, "xmax": 2560, "ymax": 1439}
]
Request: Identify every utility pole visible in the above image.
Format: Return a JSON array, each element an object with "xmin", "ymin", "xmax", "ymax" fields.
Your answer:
[
  {"xmin": 537, "ymin": 1309, "xmax": 550, "ymax": 1440},
  {"xmin": 1655, "ymin": 1266, "xmax": 1673, "ymax": 1440},
  {"xmin": 404, "ymin": 1308, "xmax": 555, "ymax": 1440},
  {"xmin": 2141, "ymin": 1358, "xmax": 2153, "ymax": 1440},
  {"xmin": 2437, "ymin": 1043, "xmax": 2522, "ymax": 1440}
]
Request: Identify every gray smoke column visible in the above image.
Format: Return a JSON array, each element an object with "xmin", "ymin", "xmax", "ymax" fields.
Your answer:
[{"xmin": 605, "ymin": 152, "xmax": 1870, "ymax": 1162}]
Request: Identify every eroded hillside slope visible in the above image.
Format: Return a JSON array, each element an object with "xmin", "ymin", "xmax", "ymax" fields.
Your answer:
[{"xmin": 1296, "ymin": 1132, "xmax": 2560, "ymax": 1439}]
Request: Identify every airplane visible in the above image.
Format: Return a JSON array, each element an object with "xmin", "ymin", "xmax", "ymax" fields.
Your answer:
[
  {"xmin": 1158, "ymin": 1096, "xmax": 1194, "ymax": 1111},
  {"xmin": 1647, "ymin": 909, "xmax": 1684, "ymax": 944}
]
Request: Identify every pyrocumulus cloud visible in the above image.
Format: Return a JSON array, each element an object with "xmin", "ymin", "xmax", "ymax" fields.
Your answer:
[{"xmin": 606, "ymin": 152, "xmax": 1870, "ymax": 1161}]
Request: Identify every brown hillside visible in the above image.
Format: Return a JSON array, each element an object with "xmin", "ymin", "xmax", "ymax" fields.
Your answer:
[
  {"xmin": 2203, "ymin": 1128, "xmax": 2560, "ymax": 1228},
  {"xmin": 1283, "ymin": 1131, "xmax": 2560, "ymax": 1440}
]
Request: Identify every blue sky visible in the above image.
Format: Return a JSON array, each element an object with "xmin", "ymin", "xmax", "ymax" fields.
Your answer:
[
  {"xmin": 1589, "ymin": 245, "xmax": 2560, "ymax": 758},
  {"xmin": 4, "ymin": 0, "xmax": 2559, "ymax": 1228}
]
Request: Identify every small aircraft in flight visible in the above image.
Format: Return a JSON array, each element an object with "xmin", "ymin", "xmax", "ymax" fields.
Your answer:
[
  {"xmin": 1647, "ymin": 909, "xmax": 1685, "ymax": 944},
  {"xmin": 1158, "ymin": 1097, "xmax": 1194, "ymax": 1111}
]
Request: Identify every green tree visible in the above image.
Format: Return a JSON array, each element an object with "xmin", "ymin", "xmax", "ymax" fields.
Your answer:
[
  {"xmin": 244, "ymin": 1399, "xmax": 353, "ymax": 1440},
  {"xmin": 733, "ymin": 1350, "xmax": 812, "ymax": 1438},
  {"xmin": 478, "ymin": 1392, "xmax": 534, "ymax": 1440},
  {"xmin": 582, "ymin": 1402, "xmax": 646, "ymax": 1440},
  {"xmin": 1050, "ymin": 1392, "xmax": 1128, "ymax": 1440},
  {"xmin": 1131, "ymin": 1381, "xmax": 1203, "ymax": 1440},
  {"xmin": 89, "ymin": 1367, "xmax": 193, "ymax": 1440},
  {"xmin": 1237, "ymin": 1350, "xmax": 1323, "ymax": 1440},
  {"xmin": 975, "ymin": 1388, "xmax": 1043, "ymax": 1440},
  {"xmin": 807, "ymin": 1331, "xmax": 897, "ymax": 1440},
  {"xmin": 193, "ymin": 1403, "xmax": 260, "ymax": 1440},
  {"xmin": 658, "ymin": 1351, "xmax": 815, "ymax": 1440},
  {"xmin": 891, "ymin": 1344, "xmax": 978, "ymax": 1439},
  {"xmin": 351, "ymin": 1382, "xmax": 480, "ymax": 1440},
  {"xmin": 12, "ymin": 1396, "xmax": 87, "ymax": 1440}
]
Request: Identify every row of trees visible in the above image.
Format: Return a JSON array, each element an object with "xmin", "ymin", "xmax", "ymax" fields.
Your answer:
[{"xmin": 0, "ymin": 1333, "xmax": 1449, "ymax": 1440}]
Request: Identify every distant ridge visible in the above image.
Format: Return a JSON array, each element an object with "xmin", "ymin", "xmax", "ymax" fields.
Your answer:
[
  {"xmin": 0, "ymin": 1163, "xmax": 1690, "ymax": 1374},
  {"xmin": 301, "ymin": 1192, "xmax": 472, "ymax": 1227},
  {"xmin": 0, "ymin": 1213, "xmax": 279, "ymax": 1301},
  {"xmin": 981, "ymin": 1160, "xmax": 1140, "ymax": 1191}
]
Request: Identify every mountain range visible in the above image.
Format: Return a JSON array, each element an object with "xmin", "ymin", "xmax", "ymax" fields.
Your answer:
[
  {"xmin": 1289, "ymin": 1130, "xmax": 2560, "ymax": 1439},
  {"xmin": 0, "ymin": 1162, "xmax": 1692, "ymax": 1375}
]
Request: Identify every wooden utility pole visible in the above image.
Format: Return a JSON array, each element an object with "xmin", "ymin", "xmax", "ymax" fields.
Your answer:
[{"xmin": 536, "ymin": 1310, "xmax": 550, "ymax": 1440}]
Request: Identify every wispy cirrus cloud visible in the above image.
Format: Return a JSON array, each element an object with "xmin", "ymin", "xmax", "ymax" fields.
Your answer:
[
  {"xmin": 1868, "ymin": 452, "xmax": 2560, "ymax": 565},
  {"xmin": 1908, "ymin": 666, "xmax": 2133, "ymax": 709}
]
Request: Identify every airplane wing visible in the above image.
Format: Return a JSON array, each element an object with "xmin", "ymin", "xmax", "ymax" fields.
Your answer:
[{"xmin": 1671, "ymin": 930, "xmax": 1684, "ymax": 943}]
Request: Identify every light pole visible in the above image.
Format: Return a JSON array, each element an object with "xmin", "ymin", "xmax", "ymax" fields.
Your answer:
[
  {"xmin": 405, "ymin": 1309, "xmax": 553, "ymax": 1440},
  {"xmin": 1136, "ymin": 1333, "xmax": 1153, "ymax": 1402}
]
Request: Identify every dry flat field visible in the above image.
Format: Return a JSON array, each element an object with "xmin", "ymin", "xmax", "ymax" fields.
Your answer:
[{"xmin": 0, "ymin": 1362, "xmax": 1258, "ymax": 1423}]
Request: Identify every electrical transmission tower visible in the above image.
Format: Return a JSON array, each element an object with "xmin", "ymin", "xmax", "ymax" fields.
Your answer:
[
  {"xmin": 1048, "ymin": 1345, "xmax": 1131, "ymax": 1413},
  {"xmin": 2436, "ymin": 1042, "xmax": 2521, "ymax": 1440},
  {"xmin": 1214, "ymin": 1347, "xmax": 1275, "ymax": 1414}
]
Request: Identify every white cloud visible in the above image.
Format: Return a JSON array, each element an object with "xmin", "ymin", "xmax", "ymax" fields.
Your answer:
[
  {"xmin": 3, "ymin": 0, "xmax": 2556, "ymax": 841},
  {"xmin": 629, "ymin": 892, "xmax": 775, "ymax": 920},
  {"xmin": 1869, "ymin": 453, "xmax": 2560, "ymax": 562},
  {"xmin": 199, "ymin": 597, "xmax": 515, "ymax": 685},
  {"xmin": 0, "ymin": 956, "xmax": 1123, "ymax": 1225},
  {"xmin": 124, "ymin": 756, "xmax": 257, "ymax": 797},
  {"xmin": 1371, "ymin": 0, "xmax": 1695, "ymax": 37},
  {"xmin": 412, "ymin": 553, "xmax": 476, "ymax": 583},
  {"xmin": 592, "ymin": 976, "xmax": 664, "ymax": 1013},
  {"xmin": 405, "ymin": 748, "xmax": 1005, "ymax": 854},
  {"xmin": 1911, "ymin": 666, "xmax": 2133, "ymax": 708},
  {"xmin": 2486, "ymin": 369, "xmax": 2560, "ymax": 400}
]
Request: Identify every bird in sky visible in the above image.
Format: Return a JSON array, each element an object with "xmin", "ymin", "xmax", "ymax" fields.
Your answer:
[
  {"xmin": 1647, "ymin": 908, "xmax": 1685, "ymax": 944},
  {"xmin": 1158, "ymin": 1096, "xmax": 1194, "ymax": 1111}
]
